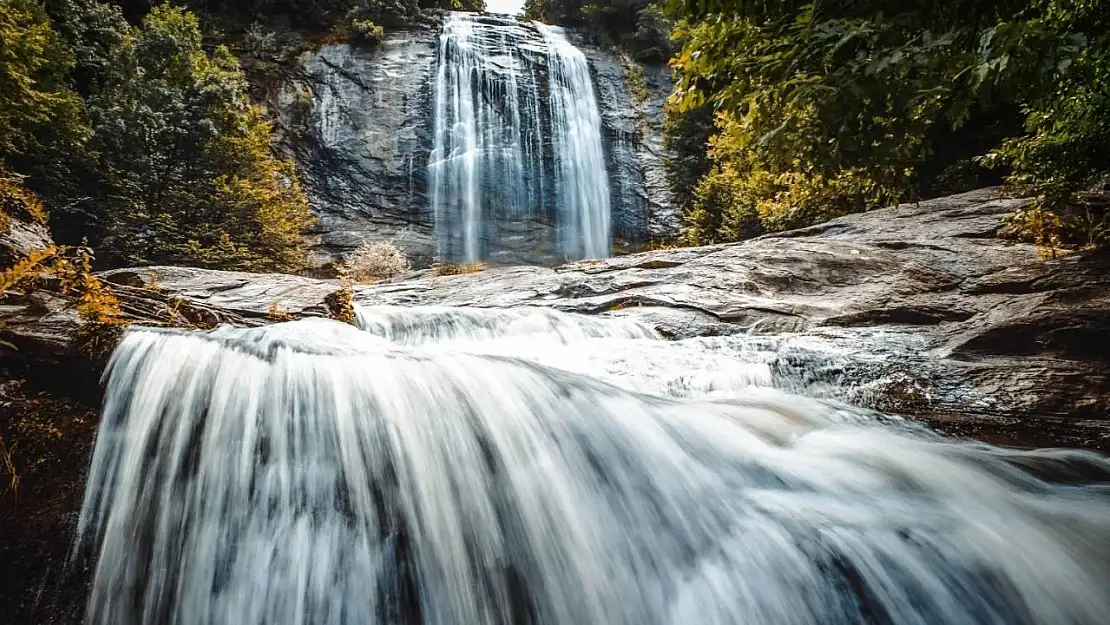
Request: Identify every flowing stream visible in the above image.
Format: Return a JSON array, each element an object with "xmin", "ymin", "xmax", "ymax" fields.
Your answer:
[
  {"xmin": 428, "ymin": 13, "xmax": 611, "ymax": 261},
  {"xmin": 76, "ymin": 305, "xmax": 1110, "ymax": 625}
]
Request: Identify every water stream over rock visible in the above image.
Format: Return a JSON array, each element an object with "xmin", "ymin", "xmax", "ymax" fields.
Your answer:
[
  {"xmin": 429, "ymin": 14, "xmax": 611, "ymax": 261},
  {"xmin": 76, "ymin": 305, "xmax": 1110, "ymax": 625}
]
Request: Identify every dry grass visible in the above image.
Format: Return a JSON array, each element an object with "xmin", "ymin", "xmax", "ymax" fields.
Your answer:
[
  {"xmin": 640, "ymin": 240, "xmax": 682, "ymax": 252},
  {"xmin": 0, "ymin": 437, "xmax": 17, "ymax": 498},
  {"xmin": 0, "ymin": 246, "xmax": 57, "ymax": 293},
  {"xmin": 1, "ymin": 170, "xmax": 47, "ymax": 227},
  {"xmin": 325, "ymin": 282, "xmax": 356, "ymax": 325},
  {"xmin": 431, "ymin": 261, "xmax": 484, "ymax": 276},
  {"xmin": 267, "ymin": 301, "xmax": 294, "ymax": 321},
  {"xmin": 341, "ymin": 241, "xmax": 410, "ymax": 284}
]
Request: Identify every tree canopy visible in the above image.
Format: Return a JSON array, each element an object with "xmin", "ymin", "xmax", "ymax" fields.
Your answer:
[
  {"xmin": 665, "ymin": 0, "xmax": 1110, "ymax": 248},
  {"xmin": 2, "ymin": 0, "xmax": 316, "ymax": 272},
  {"xmin": 524, "ymin": 0, "xmax": 673, "ymax": 62}
]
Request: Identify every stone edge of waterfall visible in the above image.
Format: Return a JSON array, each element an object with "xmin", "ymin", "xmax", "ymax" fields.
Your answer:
[{"xmin": 73, "ymin": 305, "xmax": 1110, "ymax": 625}]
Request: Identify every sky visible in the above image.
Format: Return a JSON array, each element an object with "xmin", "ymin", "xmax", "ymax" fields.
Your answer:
[{"xmin": 485, "ymin": 0, "xmax": 525, "ymax": 15}]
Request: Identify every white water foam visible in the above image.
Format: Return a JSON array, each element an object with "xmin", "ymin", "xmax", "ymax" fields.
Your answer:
[
  {"xmin": 76, "ymin": 308, "xmax": 1110, "ymax": 625},
  {"xmin": 429, "ymin": 13, "xmax": 611, "ymax": 261}
]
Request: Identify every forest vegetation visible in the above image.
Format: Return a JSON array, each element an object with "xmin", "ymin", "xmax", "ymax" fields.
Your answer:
[
  {"xmin": 2, "ymin": 0, "xmax": 1107, "ymax": 279},
  {"xmin": 0, "ymin": 0, "xmax": 482, "ymax": 275},
  {"xmin": 530, "ymin": 0, "xmax": 1110, "ymax": 251}
]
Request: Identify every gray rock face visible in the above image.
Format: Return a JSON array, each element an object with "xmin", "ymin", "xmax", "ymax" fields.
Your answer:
[
  {"xmin": 580, "ymin": 44, "xmax": 680, "ymax": 248},
  {"xmin": 1, "ymin": 214, "xmax": 52, "ymax": 265},
  {"xmin": 272, "ymin": 16, "xmax": 679, "ymax": 268},
  {"xmin": 345, "ymin": 189, "xmax": 1110, "ymax": 432},
  {"xmin": 274, "ymin": 31, "xmax": 440, "ymax": 268}
]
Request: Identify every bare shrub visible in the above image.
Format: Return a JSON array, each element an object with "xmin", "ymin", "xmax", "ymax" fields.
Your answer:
[
  {"xmin": 341, "ymin": 241, "xmax": 410, "ymax": 283},
  {"xmin": 431, "ymin": 261, "xmax": 483, "ymax": 276}
]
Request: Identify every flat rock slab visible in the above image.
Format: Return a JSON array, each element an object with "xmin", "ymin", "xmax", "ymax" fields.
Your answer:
[{"xmin": 6, "ymin": 189, "xmax": 1108, "ymax": 446}]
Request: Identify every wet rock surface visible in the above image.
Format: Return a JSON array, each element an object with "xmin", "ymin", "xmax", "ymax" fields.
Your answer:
[
  {"xmin": 3, "ymin": 187, "xmax": 1108, "ymax": 624},
  {"xmin": 27, "ymin": 188, "xmax": 1099, "ymax": 446},
  {"xmin": 3, "ymin": 188, "xmax": 1108, "ymax": 444},
  {"xmin": 273, "ymin": 33, "xmax": 440, "ymax": 268}
]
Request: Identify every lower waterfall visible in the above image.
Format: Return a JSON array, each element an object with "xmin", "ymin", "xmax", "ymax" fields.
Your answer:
[
  {"xmin": 428, "ymin": 13, "xmax": 612, "ymax": 262},
  {"xmin": 76, "ymin": 307, "xmax": 1110, "ymax": 625}
]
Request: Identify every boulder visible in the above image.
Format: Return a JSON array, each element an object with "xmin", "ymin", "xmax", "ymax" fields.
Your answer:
[{"xmin": 0, "ymin": 213, "xmax": 52, "ymax": 266}]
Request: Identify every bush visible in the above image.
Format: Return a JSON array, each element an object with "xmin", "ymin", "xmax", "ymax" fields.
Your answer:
[
  {"xmin": 668, "ymin": 0, "xmax": 1110, "ymax": 246},
  {"xmin": 0, "ymin": 169, "xmax": 47, "ymax": 233},
  {"xmin": 341, "ymin": 241, "xmax": 410, "ymax": 283},
  {"xmin": 80, "ymin": 4, "xmax": 314, "ymax": 271},
  {"xmin": 346, "ymin": 7, "xmax": 385, "ymax": 46},
  {"xmin": 430, "ymin": 261, "xmax": 483, "ymax": 276},
  {"xmin": 349, "ymin": 18, "xmax": 385, "ymax": 45}
]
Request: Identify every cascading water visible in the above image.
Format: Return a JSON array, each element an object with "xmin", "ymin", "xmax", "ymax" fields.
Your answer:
[
  {"xmin": 428, "ymin": 13, "xmax": 611, "ymax": 262},
  {"xmin": 538, "ymin": 24, "xmax": 611, "ymax": 260},
  {"xmin": 77, "ymin": 306, "xmax": 1110, "ymax": 625}
]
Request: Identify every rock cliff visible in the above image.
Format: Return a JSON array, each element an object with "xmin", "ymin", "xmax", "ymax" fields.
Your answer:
[{"xmin": 271, "ymin": 16, "xmax": 679, "ymax": 269}]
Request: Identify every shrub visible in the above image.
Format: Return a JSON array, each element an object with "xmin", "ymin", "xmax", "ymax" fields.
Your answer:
[
  {"xmin": 341, "ymin": 241, "xmax": 410, "ymax": 283},
  {"xmin": 348, "ymin": 16, "xmax": 385, "ymax": 46},
  {"xmin": 430, "ymin": 261, "xmax": 483, "ymax": 276},
  {"xmin": 267, "ymin": 301, "xmax": 294, "ymax": 321},
  {"xmin": 622, "ymin": 57, "xmax": 648, "ymax": 103},
  {"xmin": 324, "ymin": 284, "xmax": 356, "ymax": 325},
  {"xmin": 0, "ymin": 170, "xmax": 47, "ymax": 229}
]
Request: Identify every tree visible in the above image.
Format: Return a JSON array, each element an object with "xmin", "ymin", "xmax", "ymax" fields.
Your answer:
[
  {"xmin": 663, "ymin": 0, "xmax": 1108, "ymax": 244},
  {"xmin": 982, "ymin": 0, "xmax": 1110, "ymax": 247},
  {"xmin": 85, "ymin": 3, "xmax": 313, "ymax": 270},
  {"xmin": 42, "ymin": 0, "xmax": 130, "ymax": 96},
  {"xmin": 0, "ymin": 0, "xmax": 85, "ymax": 170},
  {"xmin": 525, "ymin": 0, "xmax": 673, "ymax": 62}
]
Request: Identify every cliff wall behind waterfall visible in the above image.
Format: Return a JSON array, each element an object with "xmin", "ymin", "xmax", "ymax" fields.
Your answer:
[{"xmin": 270, "ymin": 16, "xmax": 678, "ymax": 269}]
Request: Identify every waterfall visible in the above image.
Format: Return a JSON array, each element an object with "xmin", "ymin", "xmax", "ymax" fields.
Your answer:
[
  {"xmin": 76, "ymin": 307, "xmax": 1110, "ymax": 625},
  {"xmin": 539, "ymin": 24, "xmax": 612, "ymax": 260},
  {"xmin": 429, "ymin": 13, "xmax": 612, "ymax": 262}
]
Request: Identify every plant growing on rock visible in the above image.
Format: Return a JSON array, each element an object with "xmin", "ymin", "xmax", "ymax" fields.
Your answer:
[
  {"xmin": 267, "ymin": 301, "xmax": 294, "ymax": 321},
  {"xmin": 431, "ymin": 261, "xmax": 483, "ymax": 276},
  {"xmin": 342, "ymin": 241, "xmax": 411, "ymax": 283},
  {"xmin": 346, "ymin": 8, "xmax": 386, "ymax": 46},
  {"xmin": 324, "ymin": 277, "xmax": 357, "ymax": 325}
]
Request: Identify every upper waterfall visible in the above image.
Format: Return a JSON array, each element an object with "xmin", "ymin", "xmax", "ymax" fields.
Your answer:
[{"xmin": 429, "ymin": 13, "xmax": 612, "ymax": 262}]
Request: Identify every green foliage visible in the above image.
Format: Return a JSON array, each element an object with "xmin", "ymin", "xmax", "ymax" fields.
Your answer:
[
  {"xmin": 623, "ymin": 2, "xmax": 671, "ymax": 62},
  {"xmin": 622, "ymin": 56, "xmax": 648, "ymax": 102},
  {"xmin": 42, "ymin": 0, "xmax": 130, "ymax": 95},
  {"xmin": 0, "ymin": 0, "xmax": 317, "ymax": 275},
  {"xmin": 979, "ymin": 0, "xmax": 1110, "ymax": 248},
  {"xmin": 344, "ymin": 3, "xmax": 392, "ymax": 46},
  {"xmin": 525, "ymin": 0, "xmax": 673, "ymax": 62},
  {"xmin": 161, "ymin": 0, "xmax": 483, "ymax": 34},
  {"xmin": 75, "ymin": 3, "xmax": 314, "ymax": 270},
  {"xmin": 661, "ymin": 101, "xmax": 713, "ymax": 220},
  {"xmin": 667, "ymin": 0, "xmax": 1110, "ymax": 247},
  {"xmin": 348, "ymin": 17, "xmax": 385, "ymax": 45},
  {"xmin": 0, "ymin": 0, "xmax": 85, "ymax": 164}
]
